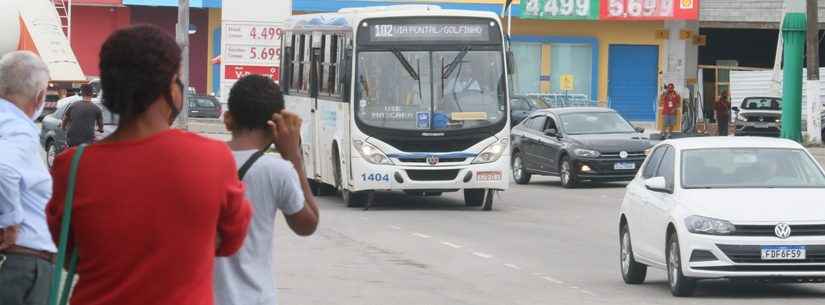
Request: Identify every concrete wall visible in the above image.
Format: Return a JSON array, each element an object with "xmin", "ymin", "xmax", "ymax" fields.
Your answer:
[{"xmin": 511, "ymin": 18, "xmax": 666, "ymax": 103}]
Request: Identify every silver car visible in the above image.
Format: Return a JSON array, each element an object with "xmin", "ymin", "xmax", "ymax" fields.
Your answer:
[{"xmin": 40, "ymin": 97, "xmax": 117, "ymax": 167}]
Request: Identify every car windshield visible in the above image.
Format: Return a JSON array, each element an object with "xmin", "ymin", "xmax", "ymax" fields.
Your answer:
[
  {"xmin": 356, "ymin": 50, "xmax": 505, "ymax": 130},
  {"xmin": 682, "ymin": 148, "xmax": 825, "ymax": 189},
  {"xmin": 741, "ymin": 98, "xmax": 781, "ymax": 110},
  {"xmin": 528, "ymin": 97, "xmax": 551, "ymax": 109},
  {"xmin": 559, "ymin": 112, "xmax": 635, "ymax": 135}
]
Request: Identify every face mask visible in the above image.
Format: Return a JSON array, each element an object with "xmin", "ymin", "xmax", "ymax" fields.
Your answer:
[
  {"xmin": 164, "ymin": 78, "xmax": 185, "ymax": 125},
  {"xmin": 30, "ymin": 101, "xmax": 45, "ymax": 121}
]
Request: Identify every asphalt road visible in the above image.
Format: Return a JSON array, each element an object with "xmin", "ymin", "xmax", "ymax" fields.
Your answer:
[{"xmin": 273, "ymin": 176, "xmax": 825, "ymax": 305}]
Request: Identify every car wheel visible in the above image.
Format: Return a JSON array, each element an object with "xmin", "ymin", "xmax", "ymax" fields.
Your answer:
[
  {"xmin": 667, "ymin": 232, "xmax": 697, "ymax": 297},
  {"xmin": 620, "ymin": 223, "xmax": 647, "ymax": 284},
  {"xmin": 560, "ymin": 157, "xmax": 578, "ymax": 188},
  {"xmin": 512, "ymin": 152, "xmax": 531, "ymax": 185},
  {"xmin": 464, "ymin": 189, "xmax": 493, "ymax": 210},
  {"xmin": 45, "ymin": 140, "xmax": 57, "ymax": 168}
]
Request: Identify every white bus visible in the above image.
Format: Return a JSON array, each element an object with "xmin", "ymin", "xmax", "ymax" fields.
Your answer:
[{"xmin": 279, "ymin": 5, "xmax": 512, "ymax": 210}]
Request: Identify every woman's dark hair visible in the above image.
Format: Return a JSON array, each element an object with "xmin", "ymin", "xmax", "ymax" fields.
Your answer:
[
  {"xmin": 98, "ymin": 25, "xmax": 181, "ymax": 121},
  {"xmin": 227, "ymin": 75, "xmax": 284, "ymax": 131}
]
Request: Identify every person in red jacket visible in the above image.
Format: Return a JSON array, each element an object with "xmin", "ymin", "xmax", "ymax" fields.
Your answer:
[
  {"xmin": 660, "ymin": 83, "xmax": 681, "ymax": 139},
  {"xmin": 46, "ymin": 25, "xmax": 252, "ymax": 305},
  {"xmin": 714, "ymin": 90, "xmax": 732, "ymax": 136}
]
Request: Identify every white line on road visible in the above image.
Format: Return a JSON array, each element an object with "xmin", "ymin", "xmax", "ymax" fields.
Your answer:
[
  {"xmin": 472, "ymin": 252, "xmax": 493, "ymax": 259},
  {"xmin": 503, "ymin": 263, "xmax": 521, "ymax": 270},
  {"xmin": 389, "ymin": 225, "xmax": 402, "ymax": 230},
  {"xmin": 570, "ymin": 286, "xmax": 580, "ymax": 290},
  {"xmin": 541, "ymin": 276, "xmax": 564, "ymax": 284},
  {"xmin": 440, "ymin": 241, "xmax": 463, "ymax": 249},
  {"xmin": 411, "ymin": 232, "xmax": 431, "ymax": 239},
  {"xmin": 580, "ymin": 289, "xmax": 597, "ymax": 297}
]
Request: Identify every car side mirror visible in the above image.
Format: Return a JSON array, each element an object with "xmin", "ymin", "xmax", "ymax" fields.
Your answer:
[
  {"xmin": 544, "ymin": 128, "xmax": 559, "ymax": 137},
  {"xmin": 506, "ymin": 50, "xmax": 516, "ymax": 75},
  {"xmin": 634, "ymin": 126, "xmax": 645, "ymax": 133},
  {"xmin": 644, "ymin": 177, "xmax": 671, "ymax": 193},
  {"xmin": 732, "ymin": 106, "xmax": 740, "ymax": 113}
]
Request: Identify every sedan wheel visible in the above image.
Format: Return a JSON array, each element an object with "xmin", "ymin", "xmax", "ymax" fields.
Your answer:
[
  {"xmin": 667, "ymin": 232, "xmax": 696, "ymax": 297},
  {"xmin": 620, "ymin": 224, "xmax": 647, "ymax": 284},
  {"xmin": 560, "ymin": 157, "xmax": 578, "ymax": 188},
  {"xmin": 512, "ymin": 153, "xmax": 531, "ymax": 185}
]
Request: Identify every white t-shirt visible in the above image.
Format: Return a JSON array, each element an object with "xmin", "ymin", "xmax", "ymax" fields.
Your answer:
[{"xmin": 214, "ymin": 149, "xmax": 305, "ymax": 305}]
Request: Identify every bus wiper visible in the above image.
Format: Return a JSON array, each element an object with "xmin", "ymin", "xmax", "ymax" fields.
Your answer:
[
  {"xmin": 391, "ymin": 49, "xmax": 422, "ymax": 99},
  {"xmin": 441, "ymin": 46, "xmax": 470, "ymax": 80}
]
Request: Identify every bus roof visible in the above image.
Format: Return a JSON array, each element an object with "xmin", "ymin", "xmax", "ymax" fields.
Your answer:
[{"xmin": 284, "ymin": 5, "xmax": 502, "ymax": 32}]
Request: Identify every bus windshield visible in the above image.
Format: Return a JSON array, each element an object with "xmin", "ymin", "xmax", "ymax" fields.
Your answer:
[{"xmin": 356, "ymin": 49, "xmax": 505, "ymax": 131}]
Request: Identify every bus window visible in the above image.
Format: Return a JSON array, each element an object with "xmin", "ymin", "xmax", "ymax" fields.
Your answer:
[
  {"xmin": 293, "ymin": 34, "xmax": 305, "ymax": 91},
  {"xmin": 326, "ymin": 34, "xmax": 339, "ymax": 96}
]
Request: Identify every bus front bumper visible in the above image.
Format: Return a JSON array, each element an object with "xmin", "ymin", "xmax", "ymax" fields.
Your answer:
[{"xmin": 348, "ymin": 156, "xmax": 510, "ymax": 192}]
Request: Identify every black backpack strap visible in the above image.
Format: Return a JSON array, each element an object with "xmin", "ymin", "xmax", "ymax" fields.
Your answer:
[{"xmin": 237, "ymin": 149, "xmax": 266, "ymax": 180}]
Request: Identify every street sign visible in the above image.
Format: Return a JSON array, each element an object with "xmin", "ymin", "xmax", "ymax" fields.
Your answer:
[
  {"xmin": 520, "ymin": 0, "xmax": 600, "ymax": 20},
  {"xmin": 560, "ymin": 74, "xmax": 575, "ymax": 91}
]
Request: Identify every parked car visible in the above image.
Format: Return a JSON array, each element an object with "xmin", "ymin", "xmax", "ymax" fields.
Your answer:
[
  {"xmin": 510, "ymin": 107, "xmax": 651, "ymax": 188},
  {"xmin": 510, "ymin": 95, "xmax": 550, "ymax": 126},
  {"xmin": 40, "ymin": 98, "xmax": 118, "ymax": 167},
  {"xmin": 733, "ymin": 97, "xmax": 781, "ymax": 137},
  {"xmin": 188, "ymin": 95, "xmax": 222, "ymax": 119},
  {"xmin": 618, "ymin": 137, "xmax": 825, "ymax": 297}
]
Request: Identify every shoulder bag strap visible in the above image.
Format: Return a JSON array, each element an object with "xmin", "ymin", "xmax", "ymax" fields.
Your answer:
[
  {"xmin": 49, "ymin": 144, "xmax": 86, "ymax": 305},
  {"xmin": 237, "ymin": 149, "xmax": 267, "ymax": 180}
]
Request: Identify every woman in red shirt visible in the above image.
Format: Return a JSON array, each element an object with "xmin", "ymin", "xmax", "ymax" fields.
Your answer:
[{"xmin": 46, "ymin": 25, "xmax": 252, "ymax": 305}]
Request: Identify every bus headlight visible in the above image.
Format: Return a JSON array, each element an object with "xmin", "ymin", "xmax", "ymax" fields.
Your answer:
[
  {"xmin": 472, "ymin": 138, "xmax": 508, "ymax": 164},
  {"xmin": 353, "ymin": 140, "xmax": 393, "ymax": 165}
]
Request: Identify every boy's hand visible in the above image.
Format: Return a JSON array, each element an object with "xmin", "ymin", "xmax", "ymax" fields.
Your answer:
[{"xmin": 268, "ymin": 111, "xmax": 303, "ymax": 161}]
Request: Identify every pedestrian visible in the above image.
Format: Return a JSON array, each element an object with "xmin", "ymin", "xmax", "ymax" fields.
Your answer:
[
  {"xmin": 214, "ymin": 75, "xmax": 320, "ymax": 305},
  {"xmin": 62, "ymin": 83, "xmax": 103, "ymax": 146},
  {"xmin": 0, "ymin": 51, "xmax": 55, "ymax": 305},
  {"xmin": 46, "ymin": 25, "xmax": 252, "ymax": 305},
  {"xmin": 659, "ymin": 83, "xmax": 681, "ymax": 139},
  {"xmin": 715, "ymin": 90, "xmax": 731, "ymax": 136}
]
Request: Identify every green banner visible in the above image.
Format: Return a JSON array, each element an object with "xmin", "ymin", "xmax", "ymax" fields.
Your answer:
[{"xmin": 520, "ymin": 0, "xmax": 600, "ymax": 20}]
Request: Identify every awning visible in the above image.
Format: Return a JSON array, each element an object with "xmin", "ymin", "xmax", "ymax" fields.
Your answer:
[{"xmin": 12, "ymin": 0, "xmax": 86, "ymax": 83}]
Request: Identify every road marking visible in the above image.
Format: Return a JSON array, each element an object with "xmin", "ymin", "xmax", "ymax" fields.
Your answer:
[
  {"xmin": 412, "ymin": 233, "xmax": 431, "ymax": 239},
  {"xmin": 570, "ymin": 286, "xmax": 580, "ymax": 290},
  {"xmin": 389, "ymin": 225, "xmax": 402, "ymax": 230},
  {"xmin": 580, "ymin": 289, "xmax": 597, "ymax": 297},
  {"xmin": 541, "ymin": 276, "xmax": 564, "ymax": 284},
  {"xmin": 472, "ymin": 252, "xmax": 493, "ymax": 259},
  {"xmin": 503, "ymin": 263, "xmax": 520, "ymax": 270},
  {"xmin": 440, "ymin": 241, "xmax": 463, "ymax": 249}
]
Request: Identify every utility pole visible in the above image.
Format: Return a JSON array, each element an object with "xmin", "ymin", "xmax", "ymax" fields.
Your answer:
[
  {"xmin": 806, "ymin": 0, "xmax": 822, "ymax": 144},
  {"xmin": 175, "ymin": 0, "xmax": 190, "ymax": 130},
  {"xmin": 780, "ymin": 0, "xmax": 807, "ymax": 142}
]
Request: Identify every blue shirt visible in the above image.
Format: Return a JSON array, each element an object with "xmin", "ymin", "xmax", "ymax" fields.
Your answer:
[{"xmin": 0, "ymin": 98, "xmax": 56, "ymax": 252}]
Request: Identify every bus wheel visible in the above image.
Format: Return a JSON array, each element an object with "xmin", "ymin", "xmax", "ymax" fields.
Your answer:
[
  {"xmin": 464, "ymin": 189, "xmax": 493, "ymax": 210},
  {"xmin": 343, "ymin": 189, "xmax": 367, "ymax": 208}
]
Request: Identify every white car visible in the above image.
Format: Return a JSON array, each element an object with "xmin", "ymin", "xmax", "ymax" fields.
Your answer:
[{"xmin": 618, "ymin": 137, "xmax": 825, "ymax": 296}]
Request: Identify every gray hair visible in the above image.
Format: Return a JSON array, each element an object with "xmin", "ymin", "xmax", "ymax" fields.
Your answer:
[{"xmin": 0, "ymin": 51, "xmax": 50, "ymax": 101}]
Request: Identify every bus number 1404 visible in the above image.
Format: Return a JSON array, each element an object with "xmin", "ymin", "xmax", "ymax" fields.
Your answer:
[{"xmin": 362, "ymin": 173, "xmax": 390, "ymax": 182}]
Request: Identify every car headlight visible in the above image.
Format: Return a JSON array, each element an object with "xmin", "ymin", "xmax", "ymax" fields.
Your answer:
[
  {"xmin": 685, "ymin": 215, "xmax": 736, "ymax": 235},
  {"xmin": 353, "ymin": 140, "xmax": 393, "ymax": 165},
  {"xmin": 574, "ymin": 148, "xmax": 600, "ymax": 158},
  {"xmin": 472, "ymin": 138, "xmax": 508, "ymax": 164},
  {"xmin": 644, "ymin": 148, "xmax": 652, "ymax": 156},
  {"xmin": 736, "ymin": 113, "xmax": 747, "ymax": 122}
]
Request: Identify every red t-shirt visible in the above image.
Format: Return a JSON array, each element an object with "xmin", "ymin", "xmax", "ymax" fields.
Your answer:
[
  {"xmin": 662, "ymin": 92, "xmax": 681, "ymax": 115},
  {"xmin": 47, "ymin": 129, "xmax": 252, "ymax": 305}
]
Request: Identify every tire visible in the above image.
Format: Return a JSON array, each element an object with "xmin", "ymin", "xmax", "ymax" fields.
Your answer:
[
  {"xmin": 45, "ymin": 139, "xmax": 57, "ymax": 168},
  {"xmin": 309, "ymin": 179, "xmax": 335, "ymax": 197},
  {"xmin": 667, "ymin": 232, "xmax": 697, "ymax": 297},
  {"xmin": 464, "ymin": 189, "xmax": 494, "ymax": 211},
  {"xmin": 559, "ymin": 156, "xmax": 578, "ymax": 188},
  {"xmin": 512, "ymin": 152, "xmax": 531, "ymax": 185},
  {"xmin": 342, "ymin": 189, "xmax": 367, "ymax": 208},
  {"xmin": 620, "ymin": 224, "xmax": 647, "ymax": 284}
]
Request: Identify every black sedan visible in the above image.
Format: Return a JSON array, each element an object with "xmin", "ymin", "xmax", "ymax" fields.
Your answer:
[
  {"xmin": 510, "ymin": 107, "xmax": 652, "ymax": 188},
  {"xmin": 510, "ymin": 95, "xmax": 550, "ymax": 126}
]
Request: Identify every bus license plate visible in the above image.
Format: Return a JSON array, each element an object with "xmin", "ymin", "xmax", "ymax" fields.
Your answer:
[
  {"xmin": 477, "ymin": 171, "xmax": 502, "ymax": 182},
  {"xmin": 614, "ymin": 162, "xmax": 635, "ymax": 170},
  {"xmin": 761, "ymin": 246, "xmax": 806, "ymax": 260}
]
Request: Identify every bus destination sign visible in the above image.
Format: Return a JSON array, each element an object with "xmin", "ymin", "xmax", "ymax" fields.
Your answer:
[{"xmin": 369, "ymin": 23, "xmax": 491, "ymax": 43}]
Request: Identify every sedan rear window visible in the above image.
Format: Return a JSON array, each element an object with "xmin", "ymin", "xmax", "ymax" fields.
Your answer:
[
  {"xmin": 681, "ymin": 148, "xmax": 825, "ymax": 189},
  {"xmin": 741, "ymin": 98, "xmax": 781, "ymax": 111}
]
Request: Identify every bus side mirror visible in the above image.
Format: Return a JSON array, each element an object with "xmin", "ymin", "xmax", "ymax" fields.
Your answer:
[
  {"xmin": 342, "ymin": 48, "xmax": 353, "ymax": 103},
  {"xmin": 310, "ymin": 47, "xmax": 321, "ymax": 98},
  {"xmin": 506, "ymin": 50, "xmax": 515, "ymax": 75}
]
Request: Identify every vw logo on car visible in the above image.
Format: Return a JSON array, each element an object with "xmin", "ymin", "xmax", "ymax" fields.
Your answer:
[
  {"xmin": 426, "ymin": 155, "xmax": 440, "ymax": 166},
  {"xmin": 774, "ymin": 223, "xmax": 792, "ymax": 239}
]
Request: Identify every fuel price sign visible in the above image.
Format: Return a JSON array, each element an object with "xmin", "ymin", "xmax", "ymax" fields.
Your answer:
[
  {"xmin": 599, "ymin": 0, "xmax": 699, "ymax": 20},
  {"xmin": 520, "ymin": 0, "xmax": 600, "ymax": 20}
]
